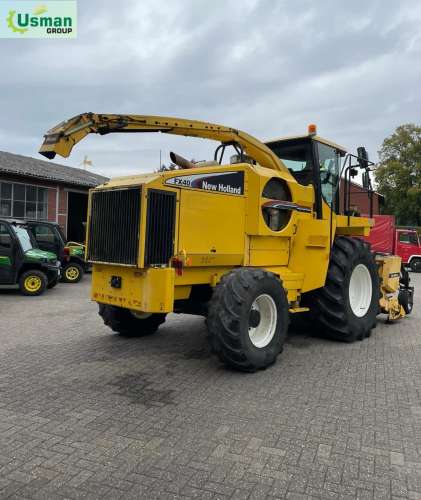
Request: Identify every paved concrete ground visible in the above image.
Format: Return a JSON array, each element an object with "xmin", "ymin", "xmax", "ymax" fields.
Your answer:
[{"xmin": 0, "ymin": 274, "xmax": 420, "ymax": 500}]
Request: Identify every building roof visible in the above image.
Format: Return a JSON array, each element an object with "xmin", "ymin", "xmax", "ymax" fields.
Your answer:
[{"xmin": 0, "ymin": 150, "xmax": 108, "ymax": 188}]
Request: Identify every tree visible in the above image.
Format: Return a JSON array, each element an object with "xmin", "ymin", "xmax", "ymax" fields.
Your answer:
[{"xmin": 375, "ymin": 124, "xmax": 421, "ymax": 226}]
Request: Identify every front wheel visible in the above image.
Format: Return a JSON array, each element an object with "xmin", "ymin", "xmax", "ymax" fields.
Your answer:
[
  {"xmin": 410, "ymin": 259, "xmax": 421, "ymax": 273},
  {"xmin": 19, "ymin": 270, "xmax": 48, "ymax": 296},
  {"xmin": 98, "ymin": 304, "xmax": 167, "ymax": 336},
  {"xmin": 61, "ymin": 262, "xmax": 84, "ymax": 283},
  {"xmin": 305, "ymin": 237, "xmax": 379, "ymax": 342},
  {"xmin": 206, "ymin": 268, "xmax": 289, "ymax": 372}
]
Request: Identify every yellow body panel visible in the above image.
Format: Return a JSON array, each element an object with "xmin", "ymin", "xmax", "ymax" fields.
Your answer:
[
  {"xmin": 249, "ymin": 236, "xmax": 289, "ymax": 267},
  {"xmin": 178, "ymin": 188, "xmax": 245, "ymax": 261},
  {"xmin": 91, "ymin": 265, "xmax": 175, "ymax": 313}
]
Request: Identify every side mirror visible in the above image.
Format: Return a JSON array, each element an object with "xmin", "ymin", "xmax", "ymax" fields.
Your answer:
[{"xmin": 357, "ymin": 146, "xmax": 369, "ymax": 169}]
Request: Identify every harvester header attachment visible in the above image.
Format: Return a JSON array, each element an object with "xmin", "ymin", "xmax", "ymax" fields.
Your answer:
[{"xmin": 39, "ymin": 113, "xmax": 290, "ymax": 175}]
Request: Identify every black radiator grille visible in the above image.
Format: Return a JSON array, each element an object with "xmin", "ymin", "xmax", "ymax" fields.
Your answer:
[
  {"xmin": 145, "ymin": 190, "xmax": 176, "ymax": 266},
  {"xmin": 87, "ymin": 188, "xmax": 141, "ymax": 265}
]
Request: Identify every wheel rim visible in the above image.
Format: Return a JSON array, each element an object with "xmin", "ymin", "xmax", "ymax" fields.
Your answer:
[
  {"xmin": 248, "ymin": 294, "xmax": 277, "ymax": 348},
  {"xmin": 65, "ymin": 266, "xmax": 79, "ymax": 281},
  {"xmin": 24, "ymin": 276, "xmax": 42, "ymax": 292},
  {"xmin": 130, "ymin": 310, "xmax": 152, "ymax": 320},
  {"xmin": 349, "ymin": 264, "xmax": 372, "ymax": 317}
]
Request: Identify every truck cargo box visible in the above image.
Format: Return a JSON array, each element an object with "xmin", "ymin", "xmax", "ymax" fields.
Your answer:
[{"xmin": 364, "ymin": 214, "xmax": 395, "ymax": 253}]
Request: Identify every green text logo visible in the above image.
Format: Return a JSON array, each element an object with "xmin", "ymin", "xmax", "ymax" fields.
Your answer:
[{"xmin": 1, "ymin": 1, "xmax": 77, "ymax": 38}]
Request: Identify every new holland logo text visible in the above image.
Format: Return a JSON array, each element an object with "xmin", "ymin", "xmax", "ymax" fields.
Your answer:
[
  {"xmin": 202, "ymin": 180, "xmax": 241, "ymax": 194},
  {"xmin": 165, "ymin": 171, "xmax": 244, "ymax": 195},
  {"xmin": 1, "ymin": 2, "xmax": 77, "ymax": 38}
]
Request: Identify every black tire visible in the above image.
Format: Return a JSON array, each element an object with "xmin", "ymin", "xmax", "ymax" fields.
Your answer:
[
  {"xmin": 305, "ymin": 237, "xmax": 379, "ymax": 342},
  {"xmin": 61, "ymin": 262, "xmax": 84, "ymax": 283},
  {"xmin": 98, "ymin": 304, "xmax": 166, "ymax": 336},
  {"xmin": 47, "ymin": 278, "xmax": 59, "ymax": 289},
  {"xmin": 19, "ymin": 270, "xmax": 48, "ymax": 296},
  {"xmin": 410, "ymin": 259, "xmax": 421, "ymax": 273},
  {"xmin": 206, "ymin": 268, "xmax": 289, "ymax": 372},
  {"xmin": 398, "ymin": 288, "xmax": 414, "ymax": 315}
]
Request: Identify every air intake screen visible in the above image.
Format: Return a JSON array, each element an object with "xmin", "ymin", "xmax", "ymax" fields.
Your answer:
[
  {"xmin": 145, "ymin": 190, "xmax": 176, "ymax": 266},
  {"xmin": 88, "ymin": 188, "xmax": 140, "ymax": 265}
]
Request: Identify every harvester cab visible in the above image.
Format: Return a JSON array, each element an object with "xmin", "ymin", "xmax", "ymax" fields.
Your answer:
[{"xmin": 38, "ymin": 113, "xmax": 414, "ymax": 372}]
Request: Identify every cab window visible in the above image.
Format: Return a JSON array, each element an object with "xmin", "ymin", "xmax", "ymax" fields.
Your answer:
[
  {"xmin": 33, "ymin": 224, "xmax": 57, "ymax": 244},
  {"xmin": 317, "ymin": 142, "xmax": 341, "ymax": 209},
  {"xmin": 266, "ymin": 139, "xmax": 314, "ymax": 186},
  {"xmin": 399, "ymin": 232, "xmax": 419, "ymax": 245}
]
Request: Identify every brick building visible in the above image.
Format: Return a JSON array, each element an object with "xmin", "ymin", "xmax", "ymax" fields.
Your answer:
[
  {"xmin": 0, "ymin": 151, "xmax": 107, "ymax": 242},
  {"xmin": 339, "ymin": 179, "xmax": 384, "ymax": 215}
]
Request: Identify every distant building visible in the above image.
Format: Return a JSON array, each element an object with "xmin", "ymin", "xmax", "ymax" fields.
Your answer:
[
  {"xmin": 0, "ymin": 151, "xmax": 108, "ymax": 242},
  {"xmin": 339, "ymin": 179, "xmax": 384, "ymax": 216}
]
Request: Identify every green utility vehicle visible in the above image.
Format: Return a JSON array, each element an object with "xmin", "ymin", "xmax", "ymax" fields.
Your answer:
[
  {"xmin": 23, "ymin": 221, "xmax": 87, "ymax": 283},
  {"xmin": 0, "ymin": 220, "xmax": 60, "ymax": 295}
]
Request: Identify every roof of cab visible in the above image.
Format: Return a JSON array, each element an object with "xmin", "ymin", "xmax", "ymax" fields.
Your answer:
[{"xmin": 265, "ymin": 134, "xmax": 347, "ymax": 155}]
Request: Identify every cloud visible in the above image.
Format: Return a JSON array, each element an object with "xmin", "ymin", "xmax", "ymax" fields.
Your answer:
[{"xmin": 0, "ymin": 0, "xmax": 420, "ymax": 178}]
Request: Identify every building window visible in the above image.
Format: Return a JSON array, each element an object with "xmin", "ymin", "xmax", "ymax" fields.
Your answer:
[{"xmin": 0, "ymin": 182, "xmax": 48, "ymax": 220}]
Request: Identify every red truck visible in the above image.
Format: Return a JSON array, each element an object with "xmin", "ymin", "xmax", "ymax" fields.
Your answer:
[{"xmin": 364, "ymin": 215, "xmax": 421, "ymax": 272}]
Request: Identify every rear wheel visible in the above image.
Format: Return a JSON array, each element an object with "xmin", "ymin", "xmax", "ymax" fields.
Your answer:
[
  {"xmin": 98, "ymin": 304, "xmax": 166, "ymax": 336},
  {"xmin": 206, "ymin": 268, "xmax": 289, "ymax": 372},
  {"xmin": 19, "ymin": 270, "xmax": 48, "ymax": 296},
  {"xmin": 410, "ymin": 259, "xmax": 421, "ymax": 273},
  {"xmin": 62, "ymin": 262, "xmax": 84, "ymax": 283},
  {"xmin": 306, "ymin": 237, "xmax": 379, "ymax": 342}
]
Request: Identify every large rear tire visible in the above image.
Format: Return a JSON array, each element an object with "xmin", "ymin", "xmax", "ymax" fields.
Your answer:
[
  {"xmin": 206, "ymin": 268, "xmax": 289, "ymax": 372},
  {"xmin": 98, "ymin": 304, "xmax": 166, "ymax": 336},
  {"xmin": 306, "ymin": 237, "xmax": 379, "ymax": 342}
]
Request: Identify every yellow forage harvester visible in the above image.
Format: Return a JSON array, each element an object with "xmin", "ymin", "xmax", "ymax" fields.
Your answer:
[{"xmin": 39, "ymin": 114, "xmax": 415, "ymax": 372}]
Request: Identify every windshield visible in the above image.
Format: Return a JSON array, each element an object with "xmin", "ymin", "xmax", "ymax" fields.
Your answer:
[
  {"xmin": 12, "ymin": 226, "xmax": 34, "ymax": 252},
  {"xmin": 266, "ymin": 140, "xmax": 312, "ymax": 172},
  {"xmin": 317, "ymin": 142, "xmax": 341, "ymax": 209}
]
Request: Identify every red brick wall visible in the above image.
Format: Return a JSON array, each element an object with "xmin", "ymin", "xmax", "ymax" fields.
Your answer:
[
  {"xmin": 57, "ymin": 188, "xmax": 68, "ymax": 236},
  {"xmin": 0, "ymin": 174, "xmax": 82, "ymax": 237},
  {"xmin": 339, "ymin": 180, "xmax": 382, "ymax": 215},
  {"xmin": 47, "ymin": 189, "xmax": 57, "ymax": 222}
]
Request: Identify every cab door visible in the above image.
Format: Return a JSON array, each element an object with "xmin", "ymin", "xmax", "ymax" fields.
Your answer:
[
  {"xmin": 29, "ymin": 223, "xmax": 61, "ymax": 258},
  {"xmin": 0, "ymin": 223, "xmax": 15, "ymax": 284},
  {"xmin": 396, "ymin": 230, "xmax": 421, "ymax": 264}
]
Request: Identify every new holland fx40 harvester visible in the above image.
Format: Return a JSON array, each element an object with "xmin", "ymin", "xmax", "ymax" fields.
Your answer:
[{"xmin": 39, "ymin": 114, "xmax": 414, "ymax": 372}]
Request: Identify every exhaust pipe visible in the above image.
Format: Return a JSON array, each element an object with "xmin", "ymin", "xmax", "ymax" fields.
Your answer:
[{"xmin": 170, "ymin": 151, "xmax": 196, "ymax": 169}]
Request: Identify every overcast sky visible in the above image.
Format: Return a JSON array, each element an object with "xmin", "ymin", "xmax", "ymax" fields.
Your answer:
[{"xmin": 1, "ymin": 0, "xmax": 421, "ymax": 178}]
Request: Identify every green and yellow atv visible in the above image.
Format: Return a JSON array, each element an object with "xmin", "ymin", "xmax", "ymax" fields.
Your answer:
[
  {"xmin": 0, "ymin": 220, "xmax": 60, "ymax": 296},
  {"xmin": 23, "ymin": 221, "xmax": 88, "ymax": 283}
]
